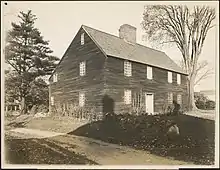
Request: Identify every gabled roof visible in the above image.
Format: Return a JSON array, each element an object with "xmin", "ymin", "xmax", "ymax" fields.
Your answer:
[{"xmin": 82, "ymin": 25, "xmax": 187, "ymax": 75}]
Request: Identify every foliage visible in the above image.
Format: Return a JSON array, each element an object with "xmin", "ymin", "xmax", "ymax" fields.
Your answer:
[
  {"xmin": 4, "ymin": 10, "xmax": 59, "ymax": 113},
  {"xmin": 51, "ymin": 103, "xmax": 100, "ymax": 121},
  {"xmin": 194, "ymin": 92, "xmax": 215, "ymax": 110},
  {"xmin": 26, "ymin": 78, "xmax": 49, "ymax": 109},
  {"xmin": 5, "ymin": 69, "xmax": 49, "ymax": 112},
  {"xmin": 141, "ymin": 5, "xmax": 216, "ymax": 110},
  {"xmin": 72, "ymin": 113, "xmax": 215, "ymax": 165},
  {"xmin": 5, "ymin": 70, "xmax": 21, "ymax": 103}
]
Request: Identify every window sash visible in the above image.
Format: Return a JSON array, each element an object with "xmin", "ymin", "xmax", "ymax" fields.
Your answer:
[
  {"xmin": 124, "ymin": 89, "xmax": 132, "ymax": 104},
  {"xmin": 53, "ymin": 73, "xmax": 57, "ymax": 82},
  {"xmin": 168, "ymin": 71, "xmax": 172, "ymax": 83},
  {"xmin": 168, "ymin": 92, "xmax": 173, "ymax": 104},
  {"xmin": 81, "ymin": 33, "xmax": 84, "ymax": 45},
  {"xmin": 147, "ymin": 66, "xmax": 153, "ymax": 79},
  {"xmin": 124, "ymin": 61, "xmax": 132, "ymax": 76},
  {"xmin": 177, "ymin": 74, "xmax": 181, "ymax": 84},
  {"xmin": 80, "ymin": 61, "xmax": 86, "ymax": 76},
  {"xmin": 79, "ymin": 92, "xmax": 85, "ymax": 107},
  {"xmin": 51, "ymin": 96, "xmax": 54, "ymax": 105},
  {"xmin": 177, "ymin": 94, "xmax": 182, "ymax": 104}
]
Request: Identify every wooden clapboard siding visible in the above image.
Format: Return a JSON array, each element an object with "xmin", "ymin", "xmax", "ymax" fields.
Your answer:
[
  {"xmin": 104, "ymin": 56, "xmax": 188, "ymax": 114},
  {"xmin": 49, "ymin": 26, "xmax": 188, "ymax": 116},
  {"xmin": 49, "ymin": 27, "xmax": 106, "ymax": 114}
]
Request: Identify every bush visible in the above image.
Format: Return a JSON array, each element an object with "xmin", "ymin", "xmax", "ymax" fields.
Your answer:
[
  {"xmin": 205, "ymin": 100, "xmax": 215, "ymax": 110},
  {"xmin": 194, "ymin": 92, "xmax": 215, "ymax": 110},
  {"xmin": 51, "ymin": 103, "xmax": 99, "ymax": 121}
]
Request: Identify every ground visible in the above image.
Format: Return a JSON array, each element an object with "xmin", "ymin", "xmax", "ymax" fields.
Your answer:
[{"xmin": 3, "ymin": 110, "xmax": 215, "ymax": 165}]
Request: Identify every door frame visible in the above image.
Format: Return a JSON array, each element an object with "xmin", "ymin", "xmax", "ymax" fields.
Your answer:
[{"xmin": 145, "ymin": 92, "xmax": 154, "ymax": 114}]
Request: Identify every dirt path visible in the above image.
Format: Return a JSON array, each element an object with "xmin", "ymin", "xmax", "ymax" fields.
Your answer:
[{"xmin": 8, "ymin": 128, "xmax": 192, "ymax": 165}]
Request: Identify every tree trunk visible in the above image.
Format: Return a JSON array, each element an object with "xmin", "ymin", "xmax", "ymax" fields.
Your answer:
[
  {"xmin": 21, "ymin": 97, "xmax": 28, "ymax": 114},
  {"xmin": 187, "ymin": 74, "xmax": 197, "ymax": 111}
]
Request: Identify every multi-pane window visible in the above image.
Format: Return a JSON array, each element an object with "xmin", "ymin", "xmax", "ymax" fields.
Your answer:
[
  {"xmin": 81, "ymin": 33, "xmax": 85, "ymax": 45},
  {"xmin": 147, "ymin": 66, "xmax": 153, "ymax": 79},
  {"xmin": 168, "ymin": 71, "xmax": 172, "ymax": 83},
  {"xmin": 53, "ymin": 73, "xmax": 58, "ymax": 82},
  {"xmin": 134, "ymin": 93, "xmax": 142, "ymax": 108},
  {"xmin": 168, "ymin": 92, "xmax": 173, "ymax": 105},
  {"xmin": 124, "ymin": 60, "xmax": 132, "ymax": 77},
  {"xmin": 124, "ymin": 89, "xmax": 132, "ymax": 104},
  {"xmin": 79, "ymin": 92, "xmax": 85, "ymax": 107},
  {"xmin": 51, "ymin": 96, "xmax": 54, "ymax": 105},
  {"xmin": 177, "ymin": 74, "xmax": 181, "ymax": 85},
  {"xmin": 177, "ymin": 94, "xmax": 182, "ymax": 104},
  {"xmin": 79, "ymin": 61, "xmax": 86, "ymax": 76}
]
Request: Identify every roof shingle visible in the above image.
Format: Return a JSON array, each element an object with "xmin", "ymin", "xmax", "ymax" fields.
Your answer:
[{"xmin": 82, "ymin": 25, "xmax": 187, "ymax": 75}]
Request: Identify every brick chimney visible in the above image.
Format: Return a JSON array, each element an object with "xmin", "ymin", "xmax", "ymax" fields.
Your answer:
[{"xmin": 119, "ymin": 24, "xmax": 136, "ymax": 43}]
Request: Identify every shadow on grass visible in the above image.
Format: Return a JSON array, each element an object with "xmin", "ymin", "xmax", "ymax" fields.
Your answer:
[
  {"xmin": 68, "ymin": 114, "xmax": 215, "ymax": 165},
  {"xmin": 4, "ymin": 135, "xmax": 98, "ymax": 165},
  {"xmin": 5, "ymin": 115, "xmax": 33, "ymax": 129}
]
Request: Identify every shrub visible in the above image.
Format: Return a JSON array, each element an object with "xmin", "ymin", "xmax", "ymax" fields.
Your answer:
[
  {"xmin": 205, "ymin": 100, "xmax": 215, "ymax": 110},
  {"xmin": 51, "ymin": 103, "xmax": 99, "ymax": 121},
  {"xmin": 194, "ymin": 92, "xmax": 215, "ymax": 110}
]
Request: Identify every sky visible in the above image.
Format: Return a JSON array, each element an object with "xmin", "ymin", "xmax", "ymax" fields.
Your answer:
[{"xmin": 1, "ymin": 1, "xmax": 219, "ymax": 92}]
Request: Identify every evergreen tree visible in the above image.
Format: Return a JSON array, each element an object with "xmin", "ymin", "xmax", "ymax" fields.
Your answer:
[{"xmin": 5, "ymin": 10, "xmax": 59, "ymax": 114}]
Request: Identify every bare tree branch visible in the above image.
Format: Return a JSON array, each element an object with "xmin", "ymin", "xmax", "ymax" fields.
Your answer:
[{"xmin": 142, "ymin": 5, "xmax": 216, "ymax": 110}]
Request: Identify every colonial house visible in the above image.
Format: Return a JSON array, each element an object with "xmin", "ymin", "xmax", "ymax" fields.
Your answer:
[{"xmin": 49, "ymin": 24, "xmax": 188, "ymax": 116}]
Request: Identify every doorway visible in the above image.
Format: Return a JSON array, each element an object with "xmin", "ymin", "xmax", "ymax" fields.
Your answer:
[{"xmin": 145, "ymin": 93, "xmax": 154, "ymax": 114}]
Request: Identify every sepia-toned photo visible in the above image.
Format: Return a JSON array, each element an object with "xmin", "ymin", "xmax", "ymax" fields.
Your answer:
[{"xmin": 1, "ymin": 1, "xmax": 219, "ymax": 169}]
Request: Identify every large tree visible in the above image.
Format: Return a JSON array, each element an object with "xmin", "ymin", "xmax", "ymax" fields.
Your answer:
[
  {"xmin": 5, "ymin": 69, "xmax": 49, "ymax": 111},
  {"xmin": 141, "ymin": 5, "xmax": 216, "ymax": 111},
  {"xmin": 5, "ymin": 10, "xmax": 59, "ymax": 114}
]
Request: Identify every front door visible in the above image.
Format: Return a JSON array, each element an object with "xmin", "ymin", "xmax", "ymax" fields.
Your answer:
[{"xmin": 145, "ymin": 93, "xmax": 154, "ymax": 114}]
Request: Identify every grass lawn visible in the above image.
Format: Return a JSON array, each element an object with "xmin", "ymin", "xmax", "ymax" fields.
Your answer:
[
  {"xmin": 4, "ymin": 133, "xmax": 97, "ymax": 165},
  {"xmin": 70, "ymin": 114, "xmax": 215, "ymax": 165},
  {"xmin": 4, "ymin": 112, "xmax": 215, "ymax": 165}
]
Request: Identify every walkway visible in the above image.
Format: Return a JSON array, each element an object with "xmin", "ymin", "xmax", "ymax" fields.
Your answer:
[{"xmin": 9, "ymin": 128, "xmax": 191, "ymax": 165}]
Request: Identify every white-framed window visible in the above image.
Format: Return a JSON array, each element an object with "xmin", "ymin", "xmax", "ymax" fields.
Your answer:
[
  {"xmin": 168, "ymin": 71, "xmax": 172, "ymax": 83},
  {"xmin": 177, "ymin": 94, "xmax": 182, "ymax": 104},
  {"xmin": 177, "ymin": 74, "xmax": 181, "ymax": 85},
  {"xmin": 53, "ymin": 73, "xmax": 58, "ymax": 82},
  {"xmin": 51, "ymin": 96, "xmax": 54, "ymax": 106},
  {"xmin": 124, "ymin": 60, "xmax": 132, "ymax": 77},
  {"xmin": 147, "ymin": 66, "xmax": 153, "ymax": 80},
  {"xmin": 79, "ymin": 61, "xmax": 86, "ymax": 76},
  {"xmin": 81, "ymin": 33, "xmax": 85, "ymax": 45},
  {"xmin": 79, "ymin": 92, "xmax": 85, "ymax": 107},
  {"xmin": 168, "ymin": 92, "xmax": 173, "ymax": 105},
  {"xmin": 124, "ymin": 89, "xmax": 132, "ymax": 104}
]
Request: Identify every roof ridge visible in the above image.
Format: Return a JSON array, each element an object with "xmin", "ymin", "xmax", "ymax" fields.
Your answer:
[
  {"xmin": 82, "ymin": 24, "xmax": 120, "ymax": 39},
  {"xmin": 82, "ymin": 24, "xmax": 187, "ymax": 75},
  {"xmin": 82, "ymin": 24, "xmax": 165, "ymax": 54}
]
